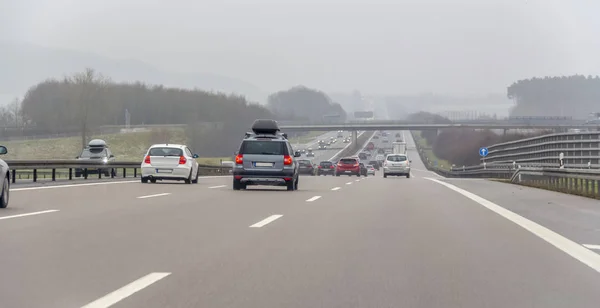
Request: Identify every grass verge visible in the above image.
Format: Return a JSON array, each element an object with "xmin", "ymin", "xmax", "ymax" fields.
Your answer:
[{"xmin": 411, "ymin": 131, "xmax": 452, "ymax": 170}]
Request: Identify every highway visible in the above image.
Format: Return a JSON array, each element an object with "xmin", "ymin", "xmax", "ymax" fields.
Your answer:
[{"xmin": 2, "ymin": 131, "xmax": 600, "ymax": 307}]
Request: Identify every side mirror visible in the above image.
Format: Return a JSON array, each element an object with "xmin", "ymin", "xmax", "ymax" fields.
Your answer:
[
  {"xmin": 409, "ymin": 160, "xmax": 412, "ymax": 163},
  {"xmin": 0, "ymin": 146, "xmax": 7, "ymax": 155},
  {"xmin": 294, "ymin": 151, "xmax": 301, "ymax": 157},
  {"xmin": 110, "ymin": 154, "xmax": 115, "ymax": 158},
  {"xmin": 192, "ymin": 154, "xmax": 199, "ymax": 158}
]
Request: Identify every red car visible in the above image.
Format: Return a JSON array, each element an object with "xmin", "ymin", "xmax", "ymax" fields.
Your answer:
[{"xmin": 335, "ymin": 157, "xmax": 361, "ymax": 177}]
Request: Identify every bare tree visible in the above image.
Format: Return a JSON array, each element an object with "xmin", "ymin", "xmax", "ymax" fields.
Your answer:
[
  {"xmin": 71, "ymin": 68, "xmax": 110, "ymax": 148},
  {"xmin": 9, "ymin": 98, "xmax": 21, "ymax": 128}
]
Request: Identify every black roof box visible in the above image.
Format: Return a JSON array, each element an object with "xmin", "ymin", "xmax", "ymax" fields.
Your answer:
[{"xmin": 251, "ymin": 119, "xmax": 280, "ymax": 135}]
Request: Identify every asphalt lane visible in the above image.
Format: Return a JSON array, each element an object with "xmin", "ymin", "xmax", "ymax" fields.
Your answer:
[{"xmin": 3, "ymin": 130, "xmax": 600, "ymax": 307}]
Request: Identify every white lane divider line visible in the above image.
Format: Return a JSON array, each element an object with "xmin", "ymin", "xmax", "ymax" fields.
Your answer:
[
  {"xmin": 306, "ymin": 196, "xmax": 322, "ymax": 202},
  {"xmin": 346, "ymin": 182, "xmax": 353, "ymax": 185},
  {"xmin": 425, "ymin": 177, "xmax": 600, "ymax": 274},
  {"xmin": 209, "ymin": 185, "xmax": 226, "ymax": 189},
  {"xmin": 355, "ymin": 179, "xmax": 361, "ymax": 182},
  {"xmin": 0, "ymin": 209, "xmax": 59, "ymax": 221},
  {"xmin": 12, "ymin": 180, "xmax": 138, "ymax": 191},
  {"xmin": 81, "ymin": 272, "xmax": 171, "ymax": 308},
  {"xmin": 331, "ymin": 187, "xmax": 341, "ymax": 191},
  {"xmin": 250, "ymin": 215, "xmax": 283, "ymax": 228},
  {"xmin": 137, "ymin": 193, "xmax": 171, "ymax": 199},
  {"xmin": 583, "ymin": 244, "xmax": 600, "ymax": 250}
]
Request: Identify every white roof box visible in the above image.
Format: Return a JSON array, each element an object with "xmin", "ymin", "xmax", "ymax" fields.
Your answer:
[{"xmin": 88, "ymin": 139, "xmax": 107, "ymax": 148}]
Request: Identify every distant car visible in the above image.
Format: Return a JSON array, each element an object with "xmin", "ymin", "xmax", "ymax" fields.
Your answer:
[
  {"xmin": 372, "ymin": 135, "xmax": 379, "ymax": 139},
  {"xmin": 377, "ymin": 148, "xmax": 385, "ymax": 154},
  {"xmin": 358, "ymin": 152, "xmax": 367, "ymax": 160},
  {"xmin": 395, "ymin": 133, "xmax": 401, "ymax": 137},
  {"xmin": 383, "ymin": 154, "xmax": 411, "ymax": 178},
  {"xmin": 306, "ymin": 148, "xmax": 315, "ymax": 157},
  {"xmin": 368, "ymin": 160, "xmax": 379, "ymax": 170},
  {"xmin": 337, "ymin": 131, "xmax": 344, "ymax": 138},
  {"xmin": 326, "ymin": 141, "xmax": 332, "ymax": 145},
  {"xmin": 318, "ymin": 144, "xmax": 327, "ymax": 150},
  {"xmin": 141, "ymin": 143, "xmax": 200, "ymax": 184},
  {"xmin": 359, "ymin": 163, "xmax": 368, "ymax": 176},
  {"xmin": 75, "ymin": 139, "xmax": 116, "ymax": 177},
  {"xmin": 232, "ymin": 119, "xmax": 301, "ymax": 190},
  {"xmin": 382, "ymin": 138, "xmax": 389, "ymax": 143},
  {"xmin": 366, "ymin": 164, "xmax": 376, "ymax": 175},
  {"xmin": 317, "ymin": 161, "xmax": 336, "ymax": 175},
  {"xmin": 0, "ymin": 145, "xmax": 10, "ymax": 208},
  {"xmin": 343, "ymin": 138, "xmax": 350, "ymax": 143},
  {"xmin": 298, "ymin": 159, "xmax": 316, "ymax": 175},
  {"xmin": 335, "ymin": 157, "xmax": 361, "ymax": 177}
]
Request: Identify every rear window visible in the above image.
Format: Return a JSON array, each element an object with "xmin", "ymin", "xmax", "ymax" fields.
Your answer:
[
  {"xmin": 320, "ymin": 161, "xmax": 332, "ymax": 166},
  {"xmin": 80, "ymin": 147, "xmax": 106, "ymax": 158},
  {"xmin": 149, "ymin": 147, "xmax": 183, "ymax": 156},
  {"xmin": 366, "ymin": 165, "xmax": 373, "ymax": 168},
  {"xmin": 298, "ymin": 160, "xmax": 312, "ymax": 166},
  {"xmin": 240, "ymin": 140, "xmax": 287, "ymax": 155},
  {"xmin": 340, "ymin": 158, "xmax": 357, "ymax": 164},
  {"xmin": 387, "ymin": 155, "xmax": 407, "ymax": 162}
]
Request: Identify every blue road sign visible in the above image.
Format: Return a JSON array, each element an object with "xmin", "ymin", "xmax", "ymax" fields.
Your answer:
[{"xmin": 479, "ymin": 147, "xmax": 489, "ymax": 157}]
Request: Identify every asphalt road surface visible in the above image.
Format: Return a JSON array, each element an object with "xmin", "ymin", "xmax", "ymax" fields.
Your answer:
[{"xmin": 2, "ymin": 131, "xmax": 600, "ymax": 307}]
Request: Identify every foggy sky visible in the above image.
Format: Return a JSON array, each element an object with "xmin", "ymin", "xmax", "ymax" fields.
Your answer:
[{"xmin": 2, "ymin": 0, "xmax": 600, "ymax": 95}]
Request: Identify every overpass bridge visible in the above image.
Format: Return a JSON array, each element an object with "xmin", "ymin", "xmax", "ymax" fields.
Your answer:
[{"xmin": 279, "ymin": 123, "xmax": 599, "ymax": 132}]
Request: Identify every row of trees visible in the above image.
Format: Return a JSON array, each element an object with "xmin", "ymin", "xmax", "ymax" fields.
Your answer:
[
  {"xmin": 507, "ymin": 75, "xmax": 600, "ymax": 118},
  {"xmin": 12, "ymin": 69, "xmax": 348, "ymax": 156},
  {"xmin": 267, "ymin": 86, "xmax": 347, "ymax": 122}
]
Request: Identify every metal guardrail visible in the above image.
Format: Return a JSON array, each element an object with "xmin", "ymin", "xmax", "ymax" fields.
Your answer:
[
  {"xmin": 483, "ymin": 131, "xmax": 600, "ymax": 167},
  {"xmin": 5, "ymin": 160, "xmax": 232, "ymax": 183}
]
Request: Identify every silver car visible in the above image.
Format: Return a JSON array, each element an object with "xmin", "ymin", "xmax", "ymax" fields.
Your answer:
[
  {"xmin": 0, "ymin": 145, "xmax": 10, "ymax": 208},
  {"xmin": 383, "ymin": 154, "xmax": 411, "ymax": 178}
]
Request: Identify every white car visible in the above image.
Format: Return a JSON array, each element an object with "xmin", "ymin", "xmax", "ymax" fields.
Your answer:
[
  {"xmin": 0, "ymin": 145, "xmax": 9, "ymax": 208},
  {"xmin": 141, "ymin": 144, "xmax": 200, "ymax": 184},
  {"xmin": 366, "ymin": 164, "xmax": 376, "ymax": 175},
  {"xmin": 383, "ymin": 154, "xmax": 411, "ymax": 178}
]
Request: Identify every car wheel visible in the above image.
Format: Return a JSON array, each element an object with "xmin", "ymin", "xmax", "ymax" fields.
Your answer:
[
  {"xmin": 141, "ymin": 177, "xmax": 148, "ymax": 183},
  {"xmin": 286, "ymin": 180, "xmax": 294, "ymax": 191},
  {"xmin": 233, "ymin": 179, "xmax": 242, "ymax": 190},
  {"xmin": 192, "ymin": 168, "xmax": 199, "ymax": 184},
  {"xmin": 294, "ymin": 177, "xmax": 299, "ymax": 190},
  {"xmin": 406, "ymin": 173, "xmax": 410, "ymax": 178},
  {"xmin": 383, "ymin": 173, "xmax": 387, "ymax": 178},
  {"xmin": 150, "ymin": 178, "xmax": 157, "ymax": 183},
  {"xmin": 0, "ymin": 176, "xmax": 9, "ymax": 209},
  {"xmin": 75, "ymin": 171, "xmax": 81, "ymax": 178},
  {"xmin": 184, "ymin": 170, "xmax": 192, "ymax": 184}
]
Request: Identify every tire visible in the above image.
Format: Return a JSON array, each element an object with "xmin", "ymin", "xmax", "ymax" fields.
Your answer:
[
  {"xmin": 141, "ymin": 177, "xmax": 148, "ymax": 183},
  {"xmin": 0, "ymin": 176, "xmax": 9, "ymax": 209},
  {"xmin": 233, "ymin": 179, "xmax": 242, "ymax": 190},
  {"xmin": 335, "ymin": 174, "xmax": 340, "ymax": 177},
  {"xmin": 356, "ymin": 173, "xmax": 360, "ymax": 177},
  {"xmin": 192, "ymin": 168, "xmax": 199, "ymax": 184},
  {"xmin": 184, "ymin": 170, "xmax": 192, "ymax": 184},
  {"xmin": 383, "ymin": 173, "xmax": 387, "ymax": 178},
  {"xmin": 75, "ymin": 171, "xmax": 81, "ymax": 178},
  {"xmin": 150, "ymin": 178, "xmax": 157, "ymax": 183},
  {"xmin": 294, "ymin": 177, "xmax": 299, "ymax": 190},
  {"xmin": 406, "ymin": 173, "xmax": 410, "ymax": 178}
]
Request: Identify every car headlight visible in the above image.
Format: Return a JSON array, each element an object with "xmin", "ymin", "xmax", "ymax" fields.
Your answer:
[{"xmin": 102, "ymin": 157, "xmax": 108, "ymax": 163}]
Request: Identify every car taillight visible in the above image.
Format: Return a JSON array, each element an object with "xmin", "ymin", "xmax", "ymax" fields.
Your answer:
[
  {"xmin": 144, "ymin": 155, "xmax": 151, "ymax": 164},
  {"xmin": 330, "ymin": 166, "xmax": 334, "ymax": 169},
  {"xmin": 179, "ymin": 155, "xmax": 187, "ymax": 164},
  {"xmin": 235, "ymin": 154, "xmax": 243, "ymax": 164},
  {"xmin": 283, "ymin": 155, "xmax": 293, "ymax": 165},
  {"xmin": 353, "ymin": 163, "xmax": 359, "ymax": 167},
  {"xmin": 318, "ymin": 166, "xmax": 321, "ymax": 168}
]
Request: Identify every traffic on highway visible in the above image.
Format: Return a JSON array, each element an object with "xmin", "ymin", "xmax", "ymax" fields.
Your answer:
[{"xmin": 2, "ymin": 123, "xmax": 600, "ymax": 307}]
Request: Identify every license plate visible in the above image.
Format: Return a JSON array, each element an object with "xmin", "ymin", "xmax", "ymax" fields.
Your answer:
[
  {"xmin": 254, "ymin": 162, "xmax": 273, "ymax": 167},
  {"xmin": 345, "ymin": 170, "xmax": 351, "ymax": 173},
  {"xmin": 156, "ymin": 169, "xmax": 172, "ymax": 173}
]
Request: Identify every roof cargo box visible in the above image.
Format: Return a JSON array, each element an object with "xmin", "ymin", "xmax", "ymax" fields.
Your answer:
[
  {"xmin": 88, "ymin": 139, "xmax": 107, "ymax": 148},
  {"xmin": 251, "ymin": 119, "xmax": 280, "ymax": 135}
]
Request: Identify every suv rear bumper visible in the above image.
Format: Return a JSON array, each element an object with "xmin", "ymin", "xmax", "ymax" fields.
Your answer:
[{"xmin": 233, "ymin": 169, "xmax": 295, "ymax": 186}]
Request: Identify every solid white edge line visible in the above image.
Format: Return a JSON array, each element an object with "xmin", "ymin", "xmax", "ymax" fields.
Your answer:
[
  {"xmin": 306, "ymin": 196, "xmax": 322, "ymax": 202},
  {"xmin": 583, "ymin": 244, "xmax": 600, "ymax": 250},
  {"xmin": 136, "ymin": 193, "xmax": 171, "ymax": 199},
  {"xmin": 249, "ymin": 215, "xmax": 283, "ymax": 228},
  {"xmin": 425, "ymin": 177, "xmax": 600, "ymax": 274},
  {"xmin": 81, "ymin": 272, "xmax": 171, "ymax": 308},
  {"xmin": 209, "ymin": 185, "xmax": 226, "ymax": 189},
  {"xmin": 0, "ymin": 209, "xmax": 59, "ymax": 220},
  {"xmin": 331, "ymin": 187, "xmax": 341, "ymax": 191},
  {"xmin": 12, "ymin": 176, "xmax": 231, "ymax": 192}
]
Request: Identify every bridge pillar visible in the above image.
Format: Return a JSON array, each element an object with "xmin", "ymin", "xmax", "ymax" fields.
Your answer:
[
  {"xmin": 503, "ymin": 129, "xmax": 508, "ymax": 136},
  {"xmin": 352, "ymin": 130, "xmax": 358, "ymax": 144}
]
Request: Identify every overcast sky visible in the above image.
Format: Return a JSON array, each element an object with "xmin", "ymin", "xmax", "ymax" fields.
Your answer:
[{"xmin": 2, "ymin": 0, "xmax": 600, "ymax": 95}]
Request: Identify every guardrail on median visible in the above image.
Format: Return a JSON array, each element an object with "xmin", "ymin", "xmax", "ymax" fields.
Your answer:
[{"xmin": 5, "ymin": 160, "xmax": 232, "ymax": 183}]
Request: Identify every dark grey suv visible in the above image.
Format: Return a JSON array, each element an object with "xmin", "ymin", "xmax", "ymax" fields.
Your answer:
[{"xmin": 233, "ymin": 119, "xmax": 301, "ymax": 191}]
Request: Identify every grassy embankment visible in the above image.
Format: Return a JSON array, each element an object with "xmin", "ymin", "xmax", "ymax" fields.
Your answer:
[{"xmin": 411, "ymin": 131, "xmax": 452, "ymax": 171}]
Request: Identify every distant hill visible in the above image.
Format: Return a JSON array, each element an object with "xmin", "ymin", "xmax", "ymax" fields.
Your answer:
[{"xmin": 0, "ymin": 40, "xmax": 267, "ymax": 104}]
